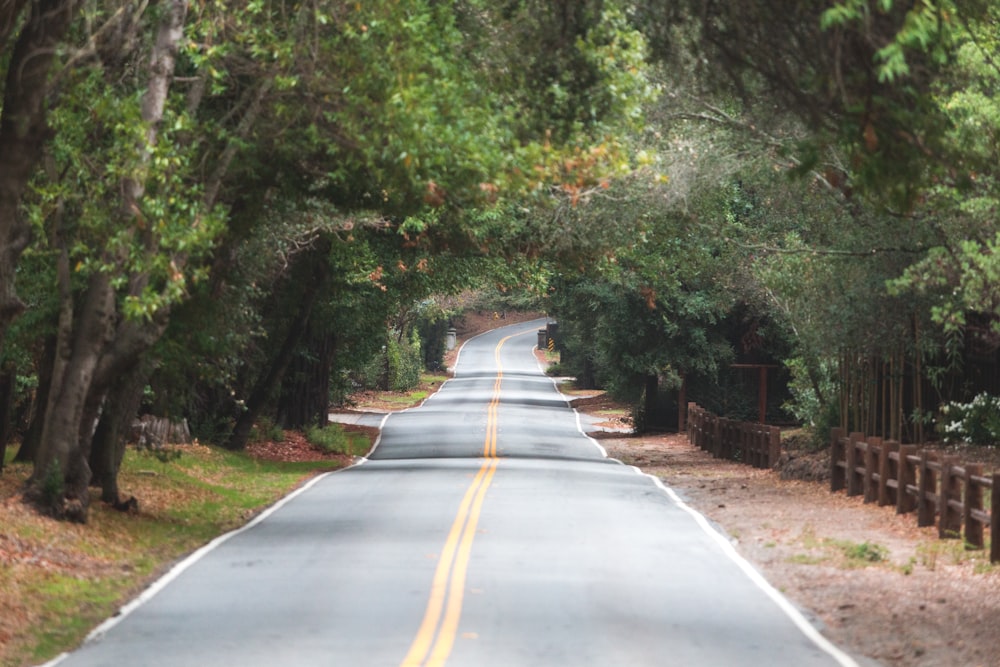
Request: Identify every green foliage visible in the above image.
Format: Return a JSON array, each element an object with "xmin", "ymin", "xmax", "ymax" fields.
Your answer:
[
  {"xmin": 355, "ymin": 328, "xmax": 423, "ymax": 393},
  {"xmin": 884, "ymin": 9, "xmax": 1000, "ymax": 331},
  {"xmin": 838, "ymin": 540, "xmax": 888, "ymax": 566},
  {"xmin": 39, "ymin": 460, "xmax": 64, "ymax": 511},
  {"xmin": 305, "ymin": 423, "xmax": 367, "ymax": 456},
  {"xmin": 783, "ymin": 356, "xmax": 839, "ymax": 432},
  {"xmin": 34, "ymin": 64, "xmax": 225, "ymax": 319},
  {"xmin": 387, "ymin": 331, "xmax": 423, "ymax": 393},
  {"xmin": 249, "ymin": 418, "xmax": 284, "ymax": 444},
  {"xmin": 820, "ymin": 1, "xmax": 958, "ymax": 83},
  {"xmin": 144, "ymin": 446, "xmax": 183, "ymax": 467}
]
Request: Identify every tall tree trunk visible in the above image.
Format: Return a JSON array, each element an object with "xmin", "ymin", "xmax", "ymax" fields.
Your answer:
[
  {"xmin": 15, "ymin": 335, "xmax": 56, "ymax": 463},
  {"xmin": 30, "ymin": 272, "xmax": 116, "ymax": 522},
  {"xmin": 90, "ymin": 363, "xmax": 147, "ymax": 504},
  {"xmin": 0, "ymin": 0, "xmax": 78, "ymax": 358},
  {"xmin": 25, "ymin": 0, "xmax": 190, "ymax": 522},
  {"xmin": 0, "ymin": 366, "xmax": 14, "ymax": 472}
]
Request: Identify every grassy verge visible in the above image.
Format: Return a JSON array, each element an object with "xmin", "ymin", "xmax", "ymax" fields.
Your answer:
[
  {"xmin": 306, "ymin": 423, "xmax": 372, "ymax": 456},
  {"xmin": 348, "ymin": 372, "xmax": 449, "ymax": 411},
  {"xmin": 0, "ymin": 443, "xmax": 349, "ymax": 667},
  {"xmin": 3, "ymin": 369, "xmax": 448, "ymax": 666}
]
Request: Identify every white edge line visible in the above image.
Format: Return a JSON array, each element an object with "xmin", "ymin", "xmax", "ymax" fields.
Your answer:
[
  {"xmin": 357, "ymin": 323, "xmax": 500, "ymax": 461},
  {"xmin": 538, "ymin": 347, "xmax": 610, "ymax": 459},
  {"xmin": 636, "ymin": 467, "xmax": 861, "ymax": 667},
  {"xmin": 41, "ymin": 465, "xmax": 346, "ymax": 666},
  {"xmin": 542, "ymin": 346, "xmax": 859, "ymax": 667},
  {"xmin": 357, "ymin": 318, "xmax": 547, "ymax": 463}
]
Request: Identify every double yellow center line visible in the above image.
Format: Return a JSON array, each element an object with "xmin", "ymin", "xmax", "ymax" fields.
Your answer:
[{"xmin": 400, "ymin": 334, "xmax": 512, "ymax": 667}]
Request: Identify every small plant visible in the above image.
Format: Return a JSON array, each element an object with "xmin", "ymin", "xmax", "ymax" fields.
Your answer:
[
  {"xmin": 306, "ymin": 423, "xmax": 360, "ymax": 455},
  {"xmin": 787, "ymin": 553, "xmax": 828, "ymax": 565},
  {"xmin": 839, "ymin": 540, "xmax": 887, "ymax": 565},
  {"xmin": 151, "ymin": 447, "xmax": 183, "ymax": 465},
  {"xmin": 938, "ymin": 392, "xmax": 1000, "ymax": 446},
  {"xmin": 250, "ymin": 417, "xmax": 284, "ymax": 444},
  {"xmin": 40, "ymin": 460, "xmax": 64, "ymax": 510}
]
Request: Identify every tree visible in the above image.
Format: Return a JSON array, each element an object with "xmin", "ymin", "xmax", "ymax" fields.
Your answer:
[
  {"xmin": 7, "ymin": 0, "xmax": 656, "ymax": 520},
  {"xmin": 26, "ymin": 0, "xmax": 202, "ymax": 520},
  {"xmin": 0, "ymin": 0, "xmax": 78, "ymax": 359}
]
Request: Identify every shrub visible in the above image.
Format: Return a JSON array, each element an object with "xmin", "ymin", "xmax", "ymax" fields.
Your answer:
[
  {"xmin": 387, "ymin": 331, "xmax": 422, "ymax": 392},
  {"xmin": 249, "ymin": 417, "xmax": 284, "ymax": 443},
  {"xmin": 355, "ymin": 329, "xmax": 423, "ymax": 392},
  {"xmin": 939, "ymin": 393, "xmax": 1000, "ymax": 446},
  {"xmin": 306, "ymin": 423, "xmax": 352, "ymax": 454}
]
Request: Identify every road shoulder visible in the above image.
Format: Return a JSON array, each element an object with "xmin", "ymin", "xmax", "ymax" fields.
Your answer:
[{"xmin": 595, "ymin": 429, "xmax": 1000, "ymax": 667}]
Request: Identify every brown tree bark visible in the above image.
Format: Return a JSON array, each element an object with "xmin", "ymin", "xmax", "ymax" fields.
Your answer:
[
  {"xmin": 14, "ymin": 336, "xmax": 56, "ymax": 463},
  {"xmin": 0, "ymin": 366, "xmax": 14, "ymax": 472},
  {"xmin": 90, "ymin": 363, "xmax": 148, "ymax": 504},
  {"xmin": 30, "ymin": 272, "xmax": 116, "ymax": 521},
  {"xmin": 26, "ymin": 0, "xmax": 189, "ymax": 521},
  {"xmin": 0, "ymin": 0, "xmax": 78, "ymax": 358}
]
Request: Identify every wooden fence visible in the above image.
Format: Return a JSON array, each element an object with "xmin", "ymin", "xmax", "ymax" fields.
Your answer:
[
  {"xmin": 687, "ymin": 403, "xmax": 781, "ymax": 469},
  {"xmin": 830, "ymin": 428, "xmax": 1000, "ymax": 562}
]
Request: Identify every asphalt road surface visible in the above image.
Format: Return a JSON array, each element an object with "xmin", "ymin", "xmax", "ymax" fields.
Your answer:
[{"xmin": 50, "ymin": 319, "xmax": 863, "ymax": 667}]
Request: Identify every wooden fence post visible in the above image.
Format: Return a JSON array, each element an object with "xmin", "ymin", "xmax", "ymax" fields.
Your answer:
[
  {"xmin": 767, "ymin": 426, "xmax": 780, "ymax": 469},
  {"xmin": 733, "ymin": 419, "xmax": 743, "ymax": 462},
  {"xmin": 703, "ymin": 409, "xmax": 712, "ymax": 453},
  {"xmin": 746, "ymin": 423, "xmax": 757, "ymax": 467},
  {"xmin": 917, "ymin": 450, "xmax": 937, "ymax": 528},
  {"xmin": 719, "ymin": 417, "xmax": 736, "ymax": 461},
  {"xmin": 992, "ymin": 474, "xmax": 1000, "ymax": 564},
  {"xmin": 879, "ymin": 440, "xmax": 898, "ymax": 507},
  {"xmin": 896, "ymin": 445, "xmax": 918, "ymax": 514},
  {"xmin": 846, "ymin": 432, "xmax": 864, "ymax": 497},
  {"xmin": 864, "ymin": 436, "xmax": 881, "ymax": 504},
  {"xmin": 712, "ymin": 415, "xmax": 722, "ymax": 459},
  {"xmin": 939, "ymin": 458, "xmax": 962, "ymax": 539},
  {"xmin": 830, "ymin": 427, "xmax": 846, "ymax": 492},
  {"xmin": 686, "ymin": 403, "xmax": 695, "ymax": 444},
  {"xmin": 965, "ymin": 464, "xmax": 984, "ymax": 550}
]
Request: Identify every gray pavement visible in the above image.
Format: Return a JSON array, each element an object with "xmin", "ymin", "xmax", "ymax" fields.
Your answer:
[{"xmin": 49, "ymin": 318, "xmax": 865, "ymax": 667}]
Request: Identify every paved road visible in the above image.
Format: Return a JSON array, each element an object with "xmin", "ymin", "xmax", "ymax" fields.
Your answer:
[{"xmin": 51, "ymin": 319, "xmax": 862, "ymax": 667}]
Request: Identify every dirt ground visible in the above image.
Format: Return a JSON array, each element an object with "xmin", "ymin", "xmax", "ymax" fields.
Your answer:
[
  {"xmin": 516, "ymin": 319, "xmax": 1000, "ymax": 667},
  {"xmin": 596, "ymin": 428, "xmax": 1000, "ymax": 667},
  {"xmin": 462, "ymin": 318, "xmax": 1000, "ymax": 666}
]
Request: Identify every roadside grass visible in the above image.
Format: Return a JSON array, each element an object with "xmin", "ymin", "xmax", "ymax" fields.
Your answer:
[
  {"xmin": 556, "ymin": 379, "xmax": 601, "ymax": 398},
  {"xmin": 306, "ymin": 423, "xmax": 371, "ymax": 456},
  {"xmin": 0, "ymin": 443, "xmax": 347, "ymax": 667},
  {"xmin": 5, "ymin": 368, "xmax": 453, "ymax": 666},
  {"xmin": 916, "ymin": 537, "xmax": 999, "ymax": 572},
  {"xmin": 349, "ymin": 372, "xmax": 449, "ymax": 411},
  {"xmin": 787, "ymin": 526, "xmax": 889, "ymax": 569}
]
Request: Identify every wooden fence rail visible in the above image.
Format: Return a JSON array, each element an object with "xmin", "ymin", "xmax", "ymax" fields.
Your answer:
[
  {"xmin": 830, "ymin": 427, "xmax": 1000, "ymax": 562},
  {"xmin": 687, "ymin": 403, "xmax": 781, "ymax": 469}
]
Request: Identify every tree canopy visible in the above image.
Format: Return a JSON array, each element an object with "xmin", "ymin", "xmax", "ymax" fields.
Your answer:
[{"xmin": 2, "ymin": 0, "xmax": 1000, "ymax": 518}]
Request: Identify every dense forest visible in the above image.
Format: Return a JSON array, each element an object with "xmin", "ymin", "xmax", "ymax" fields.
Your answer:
[{"xmin": 1, "ymin": 0, "xmax": 998, "ymax": 522}]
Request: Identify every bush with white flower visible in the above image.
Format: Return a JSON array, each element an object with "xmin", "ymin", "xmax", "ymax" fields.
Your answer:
[{"xmin": 938, "ymin": 393, "xmax": 1000, "ymax": 446}]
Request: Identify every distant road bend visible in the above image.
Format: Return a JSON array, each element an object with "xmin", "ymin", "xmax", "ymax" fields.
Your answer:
[{"xmin": 51, "ymin": 319, "xmax": 863, "ymax": 667}]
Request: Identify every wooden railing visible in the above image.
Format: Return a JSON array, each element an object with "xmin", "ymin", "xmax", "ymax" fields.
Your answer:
[
  {"xmin": 830, "ymin": 428, "xmax": 1000, "ymax": 562},
  {"xmin": 687, "ymin": 403, "xmax": 781, "ymax": 469}
]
